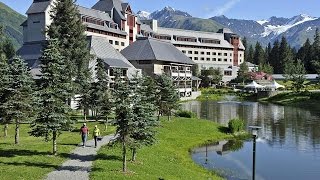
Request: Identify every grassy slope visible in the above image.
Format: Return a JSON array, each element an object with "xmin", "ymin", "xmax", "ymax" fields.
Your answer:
[
  {"xmin": 0, "ymin": 122, "xmax": 115, "ymax": 180},
  {"xmin": 91, "ymin": 117, "xmax": 232, "ymax": 180},
  {"xmin": 0, "ymin": 2, "xmax": 26, "ymax": 49}
]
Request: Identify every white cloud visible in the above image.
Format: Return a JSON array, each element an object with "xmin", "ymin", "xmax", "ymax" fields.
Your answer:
[{"xmin": 206, "ymin": 0, "xmax": 241, "ymax": 17}]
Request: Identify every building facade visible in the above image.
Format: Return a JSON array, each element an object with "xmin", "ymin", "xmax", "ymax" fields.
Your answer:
[{"xmin": 20, "ymin": 0, "xmax": 245, "ymax": 83}]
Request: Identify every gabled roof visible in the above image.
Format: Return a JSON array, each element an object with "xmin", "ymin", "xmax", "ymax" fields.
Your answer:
[
  {"xmin": 121, "ymin": 37, "xmax": 195, "ymax": 65},
  {"xmin": 92, "ymin": 0, "xmax": 126, "ymax": 20},
  {"xmin": 26, "ymin": 0, "xmax": 52, "ymax": 14},
  {"xmin": 87, "ymin": 36, "xmax": 134, "ymax": 68},
  {"xmin": 77, "ymin": 5, "xmax": 113, "ymax": 22},
  {"xmin": 140, "ymin": 24, "xmax": 153, "ymax": 33}
]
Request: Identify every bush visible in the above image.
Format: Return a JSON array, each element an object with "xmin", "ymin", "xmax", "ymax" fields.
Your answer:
[
  {"xmin": 228, "ymin": 118, "xmax": 244, "ymax": 133},
  {"xmin": 175, "ymin": 110, "xmax": 196, "ymax": 118}
]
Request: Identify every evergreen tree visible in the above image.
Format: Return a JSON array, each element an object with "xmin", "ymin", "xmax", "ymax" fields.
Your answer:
[
  {"xmin": 30, "ymin": 39, "xmax": 72, "ymax": 155},
  {"xmin": 237, "ymin": 62, "xmax": 249, "ymax": 85},
  {"xmin": 259, "ymin": 63, "xmax": 274, "ymax": 74},
  {"xmin": 279, "ymin": 36, "xmax": 293, "ymax": 73},
  {"xmin": 155, "ymin": 75, "xmax": 180, "ymax": 121},
  {"xmin": 270, "ymin": 40, "xmax": 280, "ymax": 73},
  {"xmin": 0, "ymin": 53, "xmax": 10, "ymax": 137},
  {"xmin": 112, "ymin": 69, "xmax": 133, "ymax": 172},
  {"xmin": 2, "ymin": 39, "xmax": 15, "ymax": 59},
  {"xmin": 284, "ymin": 59, "xmax": 306, "ymax": 92},
  {"xmin": 192, "ymin": 64, "xmax": 200, "ymax": 77},
  {"xmin": 265, "ymin": 42, "xmax": 272, "ymax": 65},
  {"xmin": 47, "ymin": 0, "xmax": 91, "ymax": 96},
  {"xmin": 253, "ymin": 42, "xmax": 265, "ymax": 65},
  {"xmin": 298, "ymin": 38, "xmax": 313, "ymax": 73},
  {"xmin": 129, "ymin": 74, "xmax": 158, "ymax": 162},
  {"xmin": 0, "ymin": 57, "xmax": 34, "ymax": 144},
  {"xmin": 242, "ymin": 37, "xmax": 247, "ymax": 61},
  {"xmin": 312, "ymin": 28, "xmax": 320, "ymax": 76},
  {"xmin": 247, "ymin": 45, "xmax": 255, "ymax": 63}
]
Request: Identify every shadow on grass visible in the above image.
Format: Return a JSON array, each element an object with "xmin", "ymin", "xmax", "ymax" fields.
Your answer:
[
  {"xmin": 0, "ymin": 161, "xmax": 59, "ymax": 169},
  {"xmin": 218, "ymin": 126, "xmax": 230, "ymax": 134},
  {"xmin": 0, "ymin": 148, "xmax": 51, "ymax": 157}
]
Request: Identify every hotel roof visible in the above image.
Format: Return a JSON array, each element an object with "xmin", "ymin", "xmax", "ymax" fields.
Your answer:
[
  {"xmin": 121, "ymin": 37, "xmax": 195, "ymax": 65},
  {"xmin": 26, "ymin": 0, "xmax": 52, "ymax": 14}
]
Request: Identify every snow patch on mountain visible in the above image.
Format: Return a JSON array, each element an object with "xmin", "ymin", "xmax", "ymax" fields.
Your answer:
[
  {"xmin": 137, "ymin": 10, "xmax": 151, "ymax": 19},
  {"xmin": 261, "ymin": 14, "xmax": 317, "ymax": 37},
  {"xmin": 257, "ymin": 20, "xmax": 269, "ymax": 25}
]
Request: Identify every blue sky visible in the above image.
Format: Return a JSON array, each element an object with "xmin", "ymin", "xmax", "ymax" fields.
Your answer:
[{"xmin": 1, "ymin": 0, "xmax": 320, "ymax": 20}]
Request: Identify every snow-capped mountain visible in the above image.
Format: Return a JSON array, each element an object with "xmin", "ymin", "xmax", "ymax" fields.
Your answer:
[
  {"xmin": 136, "ymin": 11, "xmax": 151, "ymax": 20},
  {"xmin": 259, "ymin": 14, "xmax": 317, "ymax": 38}
]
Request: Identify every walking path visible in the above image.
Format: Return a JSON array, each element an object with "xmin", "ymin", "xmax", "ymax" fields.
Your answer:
[{"xmin": 46, "ymin": 134, "xmax": 115, "ymax": 180}]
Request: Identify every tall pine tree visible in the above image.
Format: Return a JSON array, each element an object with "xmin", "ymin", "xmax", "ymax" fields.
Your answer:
[
  {"xmin": 247, "ymin": 45, "xmax": 255, "ymax": 63},
  {"xmin": 0, "ymin": 52, "xmax": 10, "ymax": 137},
  {"xmin": 30, "ymin": 39, "xmax": 72, "ymax": 155},
  {"xmin": 253, "ymin": 42, "xmax": 265, "ymax": 66},
  {"xmin": 270, "ymin": 40, "xmax": 280, "ymax": 73},
  {"xmin": 1, "ymin": 57, "xmax": 34, "ymax": 144},
  {"xmin": 279, "ymin": 36, "xmax": 293, "ymax": 73},
  {"xmin": 47, "ymin": 0, "xmax": 91, "ymax": 96},
  {"xmin": 298, "ymin": 38, "xmax": 313, "ymax": 73}
]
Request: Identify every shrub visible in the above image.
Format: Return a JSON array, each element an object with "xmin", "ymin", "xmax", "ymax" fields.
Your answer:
[
  {"xmin": 228, "ymin": 118, "xmax": 244, "ymax": 133},
  {"xmin": 175, "ymin": 110, "xmax": 196, "ymax": 118}
]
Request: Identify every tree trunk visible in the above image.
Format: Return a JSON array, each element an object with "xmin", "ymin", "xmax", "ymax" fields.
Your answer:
[
  {"xmin": 53, "ymin": 131, "xmax": 57, "ymax": 156},
  {"xmin": 157, "ymin": 111, "xmax": 160, "ymax": 121},
  {"xmin": 104, "ymin": 117, "xmax": 108, "ymax": 132},
  {"xmin": 84, "ymin": 108, "xmax": 87, "ymax": 122},
  {"xmin": 122, "ymin": 139, "xmax": 127, "ymax": 172},
  {"xmin": 167, "ymin": 109, "xmax": 171, "ymax": 121},
  {"xmin": 15, "ymin": 120, "xmax": 19, "ymax": 144},
  {"xmin": 132, "ymin": 148, "xmax": 137, "ymax": 162},
  {"xmin": 4, "ymin": 124, "xmax": 8, "ymax": 137}
]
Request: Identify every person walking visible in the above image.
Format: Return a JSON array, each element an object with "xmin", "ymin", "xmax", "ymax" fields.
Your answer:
[
  {"xmin": 93, "ymin": 125, "xmax": 101, "ymax": 148},
  {"xmin": 80, "ymin": 123, "xmax": 89, "ymax": 147}
]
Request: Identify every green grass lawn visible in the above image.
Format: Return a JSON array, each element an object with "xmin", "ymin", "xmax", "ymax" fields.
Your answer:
[
  {"xmin": 0, "ymin": 122, "xmax": 115, "ymax": 180},
  {"xmin": 91, "ymin": 117, "xmax": 233, "ymax": 180}
]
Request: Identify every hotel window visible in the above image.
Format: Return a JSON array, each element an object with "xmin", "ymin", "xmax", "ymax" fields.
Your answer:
[
  {"xmin": 189, "ymin": 57, "xmax": 193, "ymax": 60},
  {"xmin": 240, "ymin": 54, "xmax": 242, "ymax": 57},
  {"xmin": 213, "ymin": 58, "xmax": 217, "ymax": 61},
  {"xmin": 129, "ymin": 37, "xmax": 133, "ymax": 41},
  {"xmin": 218, "ymin": 58, "xmax": 222, "ymax": 61},
  {"xmin": 218, "ymin": 53, "xmax": 222, "ymax": 56},
  {"xmin": 230, "ymin": 59, "xmax": 232, "ymax": 62},
  {"xmin": 213, "ymin": 52, "xmax": 217, "ymax": 55},
  {"xmin": 201, "ymin": 52, "xmax": 205, "ymax": 55},
  {"xmin": 194, "ymin": 57, "xmax": 198, "ymax": 60},
  {"xmin": 230, "ymin": 53, "xmax": 233, "ymax": 56},
  {"xmin": 195, "ymin": 51, "xmax": 199, "ymax": 54},
  {"xmin": 188, "ymin": 51, "xmax": 193, "ymax": 54},
  {"xmin": 224, "ymin": 59, "xmax": 228, "ymax": 62},
  {"xmin": 201, "ymin": 57, "xmax": 205, "ymax": 61},
  {"xmin": 115, "ymin": 41, "xmax": 119, "ymax": 45},
  {"xmin": 109, "ymin": 40, "xmax": 113, "ymax": 44},
  {"xmin": 121, "ymin": 42, "xmax": 125, "ymax": 46},
  {"xmin": 224, "ymin": 53, "xmax": 228, "ymax": 56},
  {"xmin": 33, "ymin": 21, "xmax": 40, "ymax": 24},
  {"xmin": 207, "ymin": 52, "xmax": 210, "ymax": 55},
  {"xmin": 206, "ymin": 58, "xmax": 210, "ymax": 61},
  {"xmin": 224, "ymin": 71, "xmax": 232, "ymax": 76}
]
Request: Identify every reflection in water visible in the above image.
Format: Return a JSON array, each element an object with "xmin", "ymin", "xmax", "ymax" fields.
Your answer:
[
  {"xmin": 181, "ymin": 100, "xmax": 320, "ymax": 153},
  {"xmin": 183, "ymin": 100, "xmax": 320, "ymax": 180}
]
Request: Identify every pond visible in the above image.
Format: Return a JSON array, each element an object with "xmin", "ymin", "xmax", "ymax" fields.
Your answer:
[{"xmin": 181, "ymin": 98, "xmax": 320, "ymax": 180}]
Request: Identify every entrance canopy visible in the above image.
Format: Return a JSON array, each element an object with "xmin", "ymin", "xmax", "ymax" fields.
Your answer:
[{"xmin": 244, "ymin": 81, "xmax": 265, "ymax": 89}]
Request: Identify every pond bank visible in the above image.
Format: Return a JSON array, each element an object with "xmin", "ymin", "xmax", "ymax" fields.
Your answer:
[{"xmin": 90, "ymin": 117, "xmax": 233, "ymax": 180}]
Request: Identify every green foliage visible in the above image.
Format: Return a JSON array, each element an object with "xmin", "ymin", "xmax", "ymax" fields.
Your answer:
[
  {"xmin": 237, "ymin": 62, "xmax": 249, "ymax": 84},
  {"xmin": 200, "ymin": 68, "xmax": 223, "ymax": 87},
  {"xmin": 0, "ymin": 56, "xmax": 34, "ymax": 144},
  {"xmin": 155, "ymin": 74, "xmax": 180, "ymax": 121},
  {"xmin": 284, "ymin": 59, "xmax": 306, "ymax": 92},
  {"xmin": 175, "ymin": 110, "xmax": 196, "ymax": 118},
  {"xmin": 0, "ymin": 53, "xmax": 9, "ymax": 120},
  {"xmin": 253, "ymin": 42, "xmax": 265, "ymax": 65},
  {"xmin": 228, "ymin": 118, "xmax": 245, "ymax": 133},
  {"xmin": 30, "ymin": 39, "xmax": 73, "ymax": 155},
  {"xmin": 259, "ymin": 63, "xmax": 274, "ymax": 74},
  {"xmin": 0, "ymin": 2, "xmax": 26, "ymax": 48},
  {"xmin": 47, "ymin": 0, "xmax": 91, "ymax": 96}
]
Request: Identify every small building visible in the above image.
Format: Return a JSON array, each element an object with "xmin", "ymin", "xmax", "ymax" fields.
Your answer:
[
  {"xmin": 246, "ymin": 62, "xmax": 259, "ymax": 72},
  {"xmin": 121, "ymin": 37, "xmax": 196, "ymax": 97}
]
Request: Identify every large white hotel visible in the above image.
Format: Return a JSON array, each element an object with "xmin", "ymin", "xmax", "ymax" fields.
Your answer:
[{"xmin": 18, "ymin": 0, "xmax": 245, "ymax": 86}]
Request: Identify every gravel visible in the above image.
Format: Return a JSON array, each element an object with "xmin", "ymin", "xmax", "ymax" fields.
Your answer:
[{"xmin": 46, "ymin": 134, "xmax": 116, "ymax": 180}]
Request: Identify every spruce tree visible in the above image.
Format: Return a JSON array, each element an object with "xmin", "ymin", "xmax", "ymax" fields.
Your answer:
[
  {"xmin": 0, "ymin": 53, "xmax": 10, "ymax": 137},
  {"xmin": 129, "ymin": 74, "xmax": 158, "ymax": 162},
  {"xmin": 312, "ymin": 28, "xmax": 320, "ymax": 76},
  {"xmin": 1, "ymin": 57, "xmax": 34, "ymax": 144},
  {"xmin": 284, "ymin": 59, "xmax": 306, "ymax": 92},
  {"xmin": 155, "ymin": 75, "xmax": 180, "ymax": 121},
  {"xmin": 247, "ymin": 45, "xmax": 255, "ymax": 63},
  {"xmin": 265, "ymin": 42, "xmax": 272, "ymax": 65},
  {"xmin": 47, "ymin": 0, "xmax": 91, "ymax": 96},
  {"xmin": 30, "ymin": 39, "xmax": 72, "ymax": 155},
  {"xmin": 298, "ymin": 38, "xmax": 313, "ymax": 73},
  {"xmin": 270, "ymin": 40, "xmax": 280, "ymax": 73},
  {"xmin": 279, "ymin": 36, "xmax": 293, "ymax": 73},
  {"xmin": 112, "ymin": 69, "xmax": 133, "ymax": 172},
  {"xmin": 237, "ymin": 62, "xmax": 249, "ymax": 85},
  {"xmin": 253, "ymin": 42, "xmax": 265, "ymax": 66}
]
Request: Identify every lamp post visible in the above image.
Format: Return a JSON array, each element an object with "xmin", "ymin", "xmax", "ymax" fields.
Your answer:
[{"xmin": 249, "ymin": 126, "xmax": 261, "ymax": 180}]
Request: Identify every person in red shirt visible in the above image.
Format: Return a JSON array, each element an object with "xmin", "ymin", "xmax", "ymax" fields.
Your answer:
[{"xmin": 80, "ymin": 123, "xmax": 89, "ymax": 147}]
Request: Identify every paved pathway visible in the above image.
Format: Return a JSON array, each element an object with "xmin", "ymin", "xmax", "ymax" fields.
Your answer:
[{"xmin": 46, "ymin": 134, "xmax": 115, "ymax": 180}]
